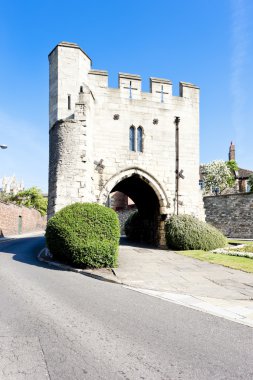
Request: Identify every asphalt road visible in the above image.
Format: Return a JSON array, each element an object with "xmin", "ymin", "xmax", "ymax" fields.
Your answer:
[{"xmin": 0, "ymin": 236, "xmax": 252, "ymax": 380}]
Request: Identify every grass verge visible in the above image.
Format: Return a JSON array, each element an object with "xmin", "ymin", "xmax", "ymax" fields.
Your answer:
[
  {"xmin": 176, "ymin": 250, "xmax": 253, "ymax": 273},
  {"xmin": 228, "ymin": 239, "xmax": 253, "ymax": 246}
]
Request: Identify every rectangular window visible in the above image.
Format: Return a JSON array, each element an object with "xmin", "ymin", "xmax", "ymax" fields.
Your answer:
[
  {"xmin": 68, "ymin": 95, "xmax": 71, "ymax": 110},
  {"xmin": 199, "ymin": 180, "xmax": 204, "ymax": 190}
]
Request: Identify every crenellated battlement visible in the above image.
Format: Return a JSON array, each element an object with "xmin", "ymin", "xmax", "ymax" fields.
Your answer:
[
  {"xmin": 49, "ymin": 41, "xmax": 199, "ymax": 128},
  {"xmin": 88, "ymin": 68, "xmax": 198, "ymax": 98}
]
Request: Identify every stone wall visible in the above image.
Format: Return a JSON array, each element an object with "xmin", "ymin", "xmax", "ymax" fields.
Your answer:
[
  {"xmin": 0, "ymin": 201, "xmax": 46, "ymax": 237},
  {"xmin": 204, "ymin": 193, "xmax": 253, "ymax": 238},
  {"xmin": 116, "ymin": 207, "xmax": 137, "ymax": 234}
]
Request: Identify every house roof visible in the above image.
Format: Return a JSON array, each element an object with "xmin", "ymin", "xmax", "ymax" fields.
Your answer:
[
  {"xmin": 199, "ymin": 165, "xmax": 253, "ymax": 180},
  {"xmin": 237, "ymin": 168, "xmax": 253, "ymax": 179}
]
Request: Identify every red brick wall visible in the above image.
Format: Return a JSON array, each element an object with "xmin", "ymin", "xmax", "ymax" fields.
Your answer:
[
  {"xmin": 0, "ymin": 201, "xmax": 46, "ymax": 237},
  {"xmin": 110, "ymin": 191, "xmax": 128, "ymax": 210},
  {"xmin": 110, "ymin": 191, "xmax": 135, "ymax": 211}
]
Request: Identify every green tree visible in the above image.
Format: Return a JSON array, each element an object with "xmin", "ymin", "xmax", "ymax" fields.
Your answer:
[
  {"xmin": 202, "ymin": 160, "xmax": 237, "ymax": 195},
  {"xmin": 0, "ymin": 191, "xmax": 12, "ymax": 203},
  {"xmin": 225, "ymin": 159, "xmax": 239, "ymax": 187},
  {"xmin": 10, "ymin": 187, "xmax": 47, "ymax": 216},
  {"xmin": 226, "ymin": 159, "xmax": 239, "ymax": 172}
]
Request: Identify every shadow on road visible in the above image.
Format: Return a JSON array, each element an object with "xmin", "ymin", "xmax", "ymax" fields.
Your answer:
[
  {"xmin": 0, "ymin": 235, "xmax": 158, "ymax": 272},
  {"xmin": 0, "ymin": 236, "xmax": 59, "ymax": 271}
]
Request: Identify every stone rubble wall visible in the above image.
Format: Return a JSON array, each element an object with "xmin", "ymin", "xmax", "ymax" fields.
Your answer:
[
  {"xmin": 0, "ymin": 201, "xmax": 46, "ymax": 237},
  {"xmin": 116, "ymin": 207, "xmax": 137, "ymax": 234},
  {"xmin": 204, "ymin": 193, "xmax": 253, "ymax": 239}
]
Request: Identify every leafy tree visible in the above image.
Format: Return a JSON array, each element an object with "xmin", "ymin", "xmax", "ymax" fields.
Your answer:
[
  {"xmin": 0, "ymin": 191, "xmax": 12, "ymax": 203},
  {"xmin": 226, "ymin": 159, "xmax": 239, "ymax": 174},
  {"xmin": 202, "ymin": 160, "xmax": 236, "ymax": 195},
  {"xmin": 10, "ymin": 187, "xmax": 47, "ymax": 216},
  {"xmin": 247, "ymin": 174, "xmax": 253, "ymax": 192},
  {"xmin": 225, "ymin": 159, "xmax": 239, "ymax": 187}
]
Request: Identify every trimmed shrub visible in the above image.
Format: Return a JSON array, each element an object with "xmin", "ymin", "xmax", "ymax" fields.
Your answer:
[
  {"xmin": 165, "ymin": 214, "xmax": 227, "ymax": 251},
  {"xmin": 45, "ymin": 203, "xmax": 120, "ymax": 268}
]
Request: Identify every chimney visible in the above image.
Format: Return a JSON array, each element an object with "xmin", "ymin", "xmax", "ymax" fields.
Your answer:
[{"xmin": 229, "ymin": 141, "xmax": 235, "ymax": 161}]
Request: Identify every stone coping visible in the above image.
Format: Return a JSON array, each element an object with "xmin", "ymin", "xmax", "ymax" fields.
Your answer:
[
  {"xmin": 48, "ymin": 41, "xmax": 92, "ymax": 63},
  {"xmin": 204, "ymin": 192, "xmax": 253, "ymax": 199},
  {"xmin": 180, "ymin": 81, "xmax": 199, "ymax": 89},
  {"xmin": 89, "ymin": 69, "xmax": 108, "ymax": 76},
  {"xmin": 150, "ymin": 77, "xmax": 172, "ymax": 85},
  {"xmin": 118, "ymin": 72, "xmax": 141, "ymax": 80}
]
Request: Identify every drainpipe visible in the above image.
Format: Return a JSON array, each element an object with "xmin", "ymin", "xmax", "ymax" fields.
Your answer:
[{"xmin": 175, "ymin": 116, "xmax": 180, "ymax": 215}]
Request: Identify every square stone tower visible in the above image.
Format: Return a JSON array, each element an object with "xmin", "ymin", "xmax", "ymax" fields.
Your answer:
[{"xmin": 48, "ymin": 41, "xmax": 204, "ymax": 246}]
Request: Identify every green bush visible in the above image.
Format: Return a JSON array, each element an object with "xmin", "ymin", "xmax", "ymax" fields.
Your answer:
[
  {"xmin": 45, "ymin": 203, "xmax": 120, "ymax": 268},
  {"xmin": 165, "ymin": 214, "xmax": 227, "ymax": 251}
]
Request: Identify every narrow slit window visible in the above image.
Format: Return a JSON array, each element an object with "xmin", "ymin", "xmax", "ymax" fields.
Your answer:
[
  {"xmin": 129, "ymin": 126, "xmax": 135, "ymax": 151},
  {"xmin": 68, "ymin": 95, "xmax": 71, "ymax": 110},
  {"xmin": 137, "ymin": 126, "xmax": 143, "ymax": 152}
]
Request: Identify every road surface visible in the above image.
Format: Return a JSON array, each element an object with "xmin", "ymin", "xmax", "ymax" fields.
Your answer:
[{"xmin": 0, "ymin": 236, "xmax": 252, "ymax": 379}]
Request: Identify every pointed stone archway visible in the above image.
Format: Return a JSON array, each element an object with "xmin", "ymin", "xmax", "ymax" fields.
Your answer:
[{"xmin": 98, "ymin": 168, "xmax": 170, "ymax": 247}]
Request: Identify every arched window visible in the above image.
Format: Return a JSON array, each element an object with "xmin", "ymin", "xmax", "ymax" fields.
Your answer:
[
  {"xmin": 129, "ymin": 126, "xmax": 135, "ymax": 151},
  {"xmin": 137, "ymin": 126, "xmax": 143, "ymax": 152}
]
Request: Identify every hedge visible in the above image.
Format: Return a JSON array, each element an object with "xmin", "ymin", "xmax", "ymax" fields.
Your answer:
[
  {"xmin": 45, "ymin": 203, "xmax": 120, "ymax": 268},
  {"xmin": 165, "ymin": 214, "xmax": 227, "ymax": 251}
]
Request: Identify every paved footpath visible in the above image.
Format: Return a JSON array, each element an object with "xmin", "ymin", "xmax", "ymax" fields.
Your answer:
[
  {"xmin": 68, "ymin": 238, "xmax": 253, "ymax": 328},
  {"xmin": 117, "ymin": 240, "xmax": 253, "ymax": 327}
]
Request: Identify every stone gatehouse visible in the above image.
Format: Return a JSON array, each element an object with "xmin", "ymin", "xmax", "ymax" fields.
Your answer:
[{"xmin": 48, "ymin": 41, "xmax": 204, "ymax": 246}]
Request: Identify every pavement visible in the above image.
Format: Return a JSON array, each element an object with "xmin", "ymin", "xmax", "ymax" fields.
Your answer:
[
  {"xmin": 3, "ymin": 232, "xmax": 253, "ymax": 328},
  {"xmin": 117, "ymin": 239, "xmax": 253, "ymax": 327}
]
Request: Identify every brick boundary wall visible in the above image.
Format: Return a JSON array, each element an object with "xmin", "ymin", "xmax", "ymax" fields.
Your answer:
[
  {"xmin": 0, "ymin": 201, "xmax": 46, "ymax": 237},
  {"xmin": 204, "ymin": 193, "xmax": 253, "ymax": 239}
]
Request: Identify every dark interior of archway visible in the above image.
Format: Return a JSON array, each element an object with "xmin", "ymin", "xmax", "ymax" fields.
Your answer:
[{"xmin": 111, "ymin": 174, "xmax": 160, "ymax": 244}]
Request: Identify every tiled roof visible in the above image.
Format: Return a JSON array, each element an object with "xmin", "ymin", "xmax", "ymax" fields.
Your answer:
[
  {"xmin": 199, "ymin": 165, "xmax": 253, "ymax": 180},
  {"xmin": 237, "ymin": 168, "xmax": 253, "ymax": 179}
]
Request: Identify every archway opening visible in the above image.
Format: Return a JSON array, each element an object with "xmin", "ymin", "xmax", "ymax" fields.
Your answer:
[{"xmin": 109, "ymin": 174, "xmax": 161, "ymax": 245}]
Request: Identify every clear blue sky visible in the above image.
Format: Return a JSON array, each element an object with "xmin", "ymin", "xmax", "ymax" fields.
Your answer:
[{"xmin": 1, "ymin": 0, "xmax": 253, "ymax": 192}]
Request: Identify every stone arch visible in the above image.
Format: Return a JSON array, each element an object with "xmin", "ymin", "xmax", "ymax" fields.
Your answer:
[
  {"xmin": 98, "ymin": 168, "xmax": 170, "ymax": 246},
  {"xmin": 98, "ymin": 167, "xmax": 170, "ymax": 214}
]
